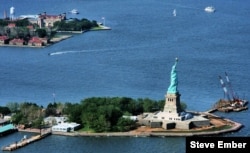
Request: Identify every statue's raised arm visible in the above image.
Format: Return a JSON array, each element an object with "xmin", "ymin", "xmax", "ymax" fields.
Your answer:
[{"xmin": 167, "ymin": 58, "xmax": 179, "ymax": 94}]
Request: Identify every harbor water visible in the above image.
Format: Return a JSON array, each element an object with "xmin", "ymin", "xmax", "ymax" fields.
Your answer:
[{"xmin": 0, "ymin": 0, "xmax": 250, "ymax": 152}]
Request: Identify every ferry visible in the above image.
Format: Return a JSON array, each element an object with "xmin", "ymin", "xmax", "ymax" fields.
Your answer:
[
  {"xmin": 204, "ymin": 6, "xmax": 215, "ymax": 13},
  {"xmin": 69, "ymin": 9, "xmax": 79, "ymax": 14}
]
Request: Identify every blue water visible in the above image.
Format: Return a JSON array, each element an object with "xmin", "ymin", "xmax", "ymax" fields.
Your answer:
[{"xmin": 0, "ymin": 0, "xmax": 250, "ymax": 152}]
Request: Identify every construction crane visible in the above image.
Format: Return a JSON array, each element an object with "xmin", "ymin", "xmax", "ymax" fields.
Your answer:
[
  {"xmin": 216, "ymin": 72, "xmax": 248, "ymax": 111},
  {"xmin": 218, "ymin": 75, "xmax": 231, "ymax": 102},
  {"xmin": 224, "ymin": 72, "xmax": 238, "ymax": 101},
  {"xmin": 219, "ymin": 72, "xmax": 248, "ymax": 107}
]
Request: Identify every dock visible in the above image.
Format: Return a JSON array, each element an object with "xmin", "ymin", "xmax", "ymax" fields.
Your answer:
[{"xmin": 1, "ymin": 129, "xmax": 51, "ymax": 151}]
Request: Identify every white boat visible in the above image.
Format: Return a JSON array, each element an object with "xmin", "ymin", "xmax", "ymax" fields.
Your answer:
[
  {"xmin": 204, "ymin": 6, "xmax": 215, "ymax": 13},
  {"xmin": 69, "ymin": 9, "xmax": 79, "ymax": 14},
  {"xmin": 173, "ymin": 9, "xmax": 176, "ymax": 17}
]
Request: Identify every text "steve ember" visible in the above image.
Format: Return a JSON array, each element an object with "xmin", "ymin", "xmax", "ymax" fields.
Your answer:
[{"xmin": 190, "ymin": 141, "xmax": 247, "ymax": 149}]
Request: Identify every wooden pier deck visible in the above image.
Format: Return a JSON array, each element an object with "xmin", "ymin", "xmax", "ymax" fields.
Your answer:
[{"xmin": 1, "ymin": 130, "xmax": 51, "ymax": 151}]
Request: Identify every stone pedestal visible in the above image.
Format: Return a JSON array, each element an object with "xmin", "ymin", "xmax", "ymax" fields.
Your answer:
[{"xmin": 163, "ymin": 92, "xmax": 182, "ymax": 114}]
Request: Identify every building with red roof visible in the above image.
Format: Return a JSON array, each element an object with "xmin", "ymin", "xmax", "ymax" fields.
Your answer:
[
  {"xmin": 9, "ymin": 38, "xmax": 25, "ymax": 46},
  {"xmin": 0, "ymin": 36, "xmax": 10, "ymax": 44},
  {"xmin": 28, "ymin": 37, "xmax": 44, "ymax": 46},
  {"xmin": 8, "ymin": 23, "xmax": 16, "ymax": 28},
  {"xmin": 38, "ymin": 12, "xmax": 66, "ymax": 28}
]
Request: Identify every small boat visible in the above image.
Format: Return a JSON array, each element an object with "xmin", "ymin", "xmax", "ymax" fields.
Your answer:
[
  {"xmin": 173, "ymin": 9, "xmax": 176, "ymax": 17},
  {"xmin": 69, "ymin": 9, "xmax": 79, "ymax": 14},
  {"xmin": 204, "ymin": 6, "xmax": 215, "ymax": 13}
]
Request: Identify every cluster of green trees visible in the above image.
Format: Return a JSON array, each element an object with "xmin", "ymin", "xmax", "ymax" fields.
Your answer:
[
  {"xmin": 0, "ymin": 18, "xmax": 30, "ymax": 27},
  {"xmin": 0, "ymin": 106, "xmax": 11, "ymax": 115},
  {"xmin": 4, "ymin": 102, "xmax": 44, "ymax": 128},
  {"xmin": 0, "ymin": 17, "xmax": 98, "ymax": 40},
  {"xmin": 53, "ymin": 18, "xmax": 98, "ymax": 31},
  {"xmin": 0, "ymin": 19, "xmax": 34, "ymax": 40},
  {"xmin": 1, "ymin": 97, "xmax": 187, "ymax": 133},
  {"xmin": 0, "ymin": 18, "xmax": 47, "ymax": 40},
  {"xmin": 44, "ymin": 97, "xmax": 166, "ymax": 132}
]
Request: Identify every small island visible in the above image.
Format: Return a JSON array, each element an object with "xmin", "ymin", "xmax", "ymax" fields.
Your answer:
[
  {"xmin": 0, "ymin": 58, "xmax": 246, "ymax": 139},
  {"xmin": 1, "ymin": 58, "xmax": 248, "ymax": 151},
  {"xmin": 0, "ymin": 12, "xmax": 110, "ymax": 48}
]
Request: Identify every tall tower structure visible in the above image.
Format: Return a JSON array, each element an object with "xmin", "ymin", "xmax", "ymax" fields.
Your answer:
[
  {"xmin": 4, "ymin": 10, "xmax": 7, "ymax": 19},
  {"xmin": 10, "ymin": 7, "xmax": 15, "ymax": 20},
  {"xmin": 163, "ymin": 58, "xmax": 182, "ymax": 115}
]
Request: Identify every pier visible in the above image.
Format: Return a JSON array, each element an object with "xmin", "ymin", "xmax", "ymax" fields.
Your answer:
[{"xmin": 1, "ymin": 129, "xmax": 51, "ymax": 151}]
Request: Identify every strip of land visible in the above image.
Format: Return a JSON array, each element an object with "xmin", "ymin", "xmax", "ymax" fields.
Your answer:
[
  {"xmin": 17, "ymin": 112, "xmax": 243, "ymax": 137},
  {"xmin": 0, "ymin": 25, "xmax": 111, "ymax": 48}
]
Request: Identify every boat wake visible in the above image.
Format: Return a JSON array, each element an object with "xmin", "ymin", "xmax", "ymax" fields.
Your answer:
[
  {"xmin": 48, "ymin": 49, "xmax": 116, "ymax": 56},
  {"xmin": 48, "ymin": 45, "xmax": 155, "ymax": 56},
  {"xmin": 49, "ymin": 51, "xmax": 79, "ymax": 56}
]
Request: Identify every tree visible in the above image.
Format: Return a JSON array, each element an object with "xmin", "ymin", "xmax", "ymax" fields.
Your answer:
[
  {"xmin": 45, "ymin": 102, "xmax": 62, "ymax": 116},
  {"xmin": 6, "ymin": 102, "xmax": 19, "ymax": 113},
  {"xmin": 67, "ymin": 103, "xmax": 82, "ymax": 123},
  {"xmin": 16, "ymin": 27, "xmax": 29, "ymax": 39},
  {"xmin": 0, "ymin": 19, "xmax": 9, "ymax": 26},
  {"xmin": 11, "ymin": 113, "xmax": 23, "ymax": 124},
  {"xmin": 5, "ymin": 27, "xmax": 11, "ymax": 37},
  {"xmin": 36, "ymin": 28, "xmax": 47, "ymax": 38},
  {"xmin": 10, "ymin": 102, "xmax": 44, "ymax": 127},
  {"xmin": 15, "ymin": 19, "xmax": 30, "ymax": 27},
  {"xmin": 180, "ymin": 102, "xmax": 187, "ymax": 111},
  {"xmin": 92, "ymin": 115, "xmax": 110, "ymax": 132},
  {"xmin": 52, "ymin": 18, "xmax": 98, "ymax": 31},
  {"xmin": 92, "ymin": 20, "xmax": 98, "ymax": 27},
  {"xmin": 31, "ymin": 117, "xmax": 44, "ymax": 128},
  {"xmin": 116, "ymin": 118, "xmax": 136, "ymax": 132},
  {"xmin": 141, "ymin": 98, "xmax": 154, "ymax": 112},
  {"xmin": 0, "ymin": 106, "xmax": 11, "ymax": 115}
]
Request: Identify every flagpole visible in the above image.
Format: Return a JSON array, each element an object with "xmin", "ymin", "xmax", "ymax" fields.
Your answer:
[
  {"xmin": 52, "ymin": 93, "xmax": 56, "ymax": 103},
  {"xmin": 102, "ymin": 17, "xmax": 105, "ymax": 26}
]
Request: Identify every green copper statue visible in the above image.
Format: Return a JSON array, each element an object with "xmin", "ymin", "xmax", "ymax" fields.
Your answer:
[{"xmin": 167, "ymin": 58, "xmax": 179, "ymax": 94}]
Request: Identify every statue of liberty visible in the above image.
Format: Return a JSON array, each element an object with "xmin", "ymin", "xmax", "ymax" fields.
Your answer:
[{"xmin": 167, "ymin": 58, "xmax": 179, "ymax": 94}]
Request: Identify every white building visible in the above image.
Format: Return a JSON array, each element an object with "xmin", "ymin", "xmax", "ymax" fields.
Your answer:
[
  {"xmin": 52, "ymin": 122, "xmax": 81, "ymax": 132},
  {"xmin": 44, "ymin": 116, "xmax": 68, "ymax": 126},
  {"xmin": 122, "ymin": 115, "xmax": 137, "ymax": 121}
]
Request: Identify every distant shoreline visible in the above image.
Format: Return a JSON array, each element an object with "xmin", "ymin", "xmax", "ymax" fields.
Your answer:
[
  {"xmin": 0, "ymin": 25, "xmax": 111, "ymax": 48},
  {"xmin": 0, "ymin": 34, "xmax": 72, "ymax": 48}
]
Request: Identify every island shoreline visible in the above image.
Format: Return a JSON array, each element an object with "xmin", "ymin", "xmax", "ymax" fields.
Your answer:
[
  {"xmin": 0, "ymin": 25, "xmax": 111, "ymax": 48},
  {"xmin": 17, "ymin": 111, "xmax": 243, "ymax": 137}
]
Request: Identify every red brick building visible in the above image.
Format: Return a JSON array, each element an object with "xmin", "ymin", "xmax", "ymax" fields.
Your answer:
[
  {"xmin": 8, "ymin": 23, "xmax": 16, "ymax": 28},
  {"xmin": 0, "ymin": 36, "xmax": 10, "ymax": 44},
  {"xmin": 9, "ymin": 38, "xmax": 25, "ymax": 46},
  {"xmin": 38, "ymin": 12, "xmax": 66, "ymax": 28},
  {"xmin": 28, "ymin": 37, "xmax": 44, "ymax": 46}
]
